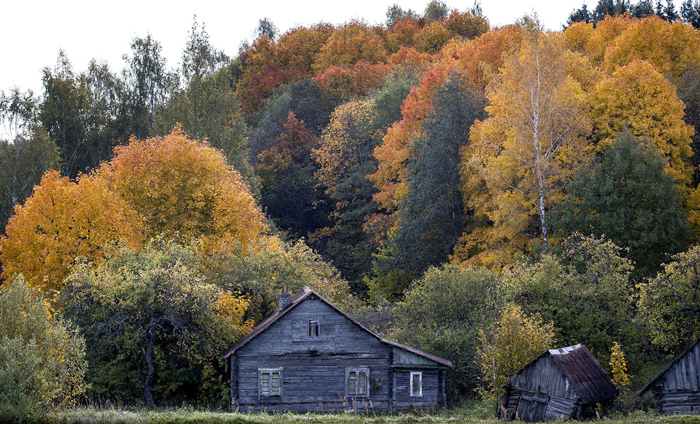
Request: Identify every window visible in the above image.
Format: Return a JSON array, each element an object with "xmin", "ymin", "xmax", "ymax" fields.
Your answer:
[
  {"xmin": 410, "ymin": 372, "xmax": 422, "ymax": 397},
  {"xmin": 308, "ymin": 320, "xmax": 319, "ymax": 337},
  {"xmin": 346, "ymin": 368, "xmax": 369, "ymax": 397},
  {"xmin": 259, "ymin": 368, "xmax": 282, "ymax": 397}
]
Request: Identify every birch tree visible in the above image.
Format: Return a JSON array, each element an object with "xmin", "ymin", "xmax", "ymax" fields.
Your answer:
[{"xmin": 467, "ymin": 28, "xmax": 591, "ymax": 258}]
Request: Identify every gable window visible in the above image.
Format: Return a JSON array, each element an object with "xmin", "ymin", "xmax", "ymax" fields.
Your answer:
[
  {"xmin": 410, "ymin": 372, "xmax": 422, "ymax": 397},
  {"xmin": 259, "ymin": 368, "xmax": 282, "ymax": 397},
  {"xmin": 308, "ymin": 320, "xmax": 319, "ymax": 337},
  {"xmin": 346, "ymin": 368, "xmax": 369, "ymax": 397}
]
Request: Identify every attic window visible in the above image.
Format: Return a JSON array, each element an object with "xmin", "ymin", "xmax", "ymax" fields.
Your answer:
[
  {"xmin": 346, "ymin": 368, "xmax": 369, "ymax": 397},
  {"xmin": 259, "ymin": 368, "xmax": 282, "ymax": 397},
  {"xmin": 309, "ymin": 320, "xmax": 319, "ymax": 337},
  {"xmin": 410, "ymin": 372, "xmax": 422, "ymax": 397}
]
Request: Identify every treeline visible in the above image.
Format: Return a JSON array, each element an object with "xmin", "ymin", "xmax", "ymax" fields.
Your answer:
[{"xmin": 3, "ymin": 0, "xmax": 700, "ymax": 417}]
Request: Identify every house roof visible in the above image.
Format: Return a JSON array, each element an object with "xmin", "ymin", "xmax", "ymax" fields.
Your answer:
[
  {"xmin": 507, "ymin": 344, "xmax": 619, "ymax": 404},
  {"xmin": 220, "ymin": 287, "xmax": 452, "ymax": 368},
  {"xmin": 636, "ymin": 338, "xmax": 700, "ymax": 398}
]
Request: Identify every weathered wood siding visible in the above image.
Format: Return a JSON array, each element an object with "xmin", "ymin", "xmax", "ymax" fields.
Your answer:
[
  {"xmin": 233, "ymin": 296, "xmax": 392, "ymax": 412},
  {"xmin": 654, "ymin": 341, "xmax": 700, "ymax": 414},
  {"xmin": 504, "ymin": 356, "xmax": 580, "ymax": 422},
  {"xmin": 392, "ymin": 369, "xmax": 442, "ymax": 410}
]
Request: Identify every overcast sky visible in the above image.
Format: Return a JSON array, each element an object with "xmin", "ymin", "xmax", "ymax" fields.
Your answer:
[{"xmin": 1, "ymin": 0, "xmax": 588, "ymax": 96}]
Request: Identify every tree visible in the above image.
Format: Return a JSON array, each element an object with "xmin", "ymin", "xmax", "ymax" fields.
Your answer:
[
  {"xmin": 0, "ymin": 277, "xmax": 87, "ymax": 420},
  {"xmin": 424, "ymin": 0, "xmax": 449, "ymax": 22},
  {"xmin": 0, "ymin": 170, "xmax": 144, "ymax": 293},
  {"xmin": 637, "ymin": 245, "xmax": 700, "ymax": 352},
  {"xmin": 312, "ymin": 21, "xmax": 387, "ymax": 73},
  {"xmin": 505, "ymin": 235, "xmax": 640, "ymax": 368},
  {"xmin": 40, "ymin": 51, "xmax": 123, "ymax": 178},
  {"xmin": 467, "ymin": 29, "xmax": 591, "ymax": 259},
  {"xmin": 0, "ymin": 89, "xmax": 61, "ymax": 232},
  {"xmin": 373, "ymin": 73, "xmax": 485, "ymax": 297},
  {"xmin": 98, "ymin": 126, "xmax": 265, "ymax": 254},
  {"xmin": 386, "ymin": 4, "xmax": 419, "ymax": 28},
  {"xmin": 551, "ymin": 132, "xmax": 691, "ymax": 278},
  {"xmin": 477, "ymin": 304, "xmax": 555, "ymax": 410},
  {"xmin": 256, "ymin": 18, "xmax": 279, "ymax": 41},
  {"xmin": 64, "ymin": 239, "xmax": 252, "ymax": 408},
  {"xmin": 589, "ymin": 60, "xmax": 694, "ymax": 190},
  {"xmin": 681, "ymin": 0, "xmax": 700, "ymax": 26},
  {"xmin": 312, "ymin": 99, "xmax": 381, "ymax": 290},
  {"xmin": 392, "ymin": 265, "xmax": 504, "ymax": 402},
  {"xmin": 121, "ymin": 34, "xmax": 175, "ymax": 140}
]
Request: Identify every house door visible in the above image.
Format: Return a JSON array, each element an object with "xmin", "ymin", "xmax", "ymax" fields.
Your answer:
[{"xmin": 516, "ymin": 391, "xmax": 548, "ymax": 422}]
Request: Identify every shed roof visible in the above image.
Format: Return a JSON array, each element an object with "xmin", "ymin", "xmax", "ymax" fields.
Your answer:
[
  {"xmin": 507, "ymin": 344, "xmax": 619, "ymax": 404},
  {"xmin": 220, "ymin": 287, "xmax": 452, "ymax": 368},
  {"xmin": 636, "ymin": 338, "xmax": 700, "ymax": 398}
]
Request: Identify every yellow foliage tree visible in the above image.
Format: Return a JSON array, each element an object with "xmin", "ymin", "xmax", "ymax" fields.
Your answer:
[
  {"xmin": 98, "ymin": 125, "xmax": 266, "ymax": 254},
  {"xmin": 609, "ymin": 341, "xmax": 631, "ymax": 395},
  {"xmin": 312, "ymin": 22, "xmax": 387, "ymax": 73},
  {"xmin": 589, "ymin": 60, "xmax": 694, "ymax": 188},
  {"xmin": 0, "ymin": 170, "xmax": 144, "ymax": 292},
  {"xmin": 477, "ymin": 303, "xmax": 556, "ymax": 409},
  {"xmin": 465, "ymin": 30, "xmax": 592, "ymax": 263}
]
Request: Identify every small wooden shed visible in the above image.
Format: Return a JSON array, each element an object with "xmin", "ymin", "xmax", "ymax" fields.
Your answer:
[
  {"xmin": 502, "ymin": 344, "xmax": 619, "ymax": 422},
  {"xmin": 221, "ymin": 287, "xmax": 452, "ymax": 412},
  {"xmin": 637, "ymin": 339, "xmax": 700, "ymax": 414}
]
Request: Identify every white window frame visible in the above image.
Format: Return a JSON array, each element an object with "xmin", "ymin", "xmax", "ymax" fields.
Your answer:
[
  {"xmin": 410, "ymin": 371, "xmax": 423, "ymax": 397},
  {"xmin": 258, "ymin": 368, "xmax": 283, "ymax": 398},
  {"xmin": 345, "ymin": 367, "xmax": 370, "ymax": 397},
  {"xmin": 308, "ymin": 320, "xmax": 320, "ymax": 337}
]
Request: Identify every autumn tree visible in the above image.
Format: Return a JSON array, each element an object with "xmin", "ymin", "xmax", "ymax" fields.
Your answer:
[
  {"xmin": 589, "ymin": 60, "xmax": 694, "ymax": 194},
  {"xmin": 312, "ymin": 21, "xmax": 387, "ymax": 73},
  {"xmin": 477, "ymin": 304, "xmax": 555, "ymax": 410},
  {"xmin": 64, "ymin": 239, "xmax": 252, "ymax": 408},
  {"xmin": 0, "ymin": 170, "xmax": 144, "ymax": 293},
  {"xmin": 0, "ymin": 277, "xmax": 87, "ymax": 420},
  {"xmin": 312, "ymin": 99, "xmax": 381, "ymax": 290},
  {"xmin": 372, "ymin": 73, "xmax": 484, "ymax": 297},
  {"xmin": 98, "ymin": 126, "xmax": 265, "ymax": 253},
  {"xmin": 551, "ymin": 132, "xmax": 691, "ymax": 278},
  {"xmin": 467, "ymin": 29, "xmax": 591, "ymax": 261}
]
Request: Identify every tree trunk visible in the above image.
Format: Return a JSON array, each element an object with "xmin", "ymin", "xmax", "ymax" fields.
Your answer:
[{"xmin": 142, "ymin": 330, "xmax": 156, "ymax": 408}]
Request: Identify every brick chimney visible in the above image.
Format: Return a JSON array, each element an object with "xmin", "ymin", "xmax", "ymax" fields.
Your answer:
[{"xmin": 279, "ymin": 285, "xmax": 292, "ymax": 311}]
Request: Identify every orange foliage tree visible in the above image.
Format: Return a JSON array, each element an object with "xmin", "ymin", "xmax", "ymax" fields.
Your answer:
[
  {"xmin": 0, "ymin": 170, "xmax": 144, "ymax": 292},
  {"xmin": 312, "ymin": 22, "xmax": 388, "ymax": 73},
  {"xmin": 99, "ymin": 126, "xmax": 266, "ymax": 253},
  {"xmin": 314, "ymin": 61, "xmax": 390, "ymax": 100}
]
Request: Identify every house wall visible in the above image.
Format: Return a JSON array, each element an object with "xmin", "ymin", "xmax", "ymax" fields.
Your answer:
[
  {"xmin": 654, "ymin": 342, "xmax": 700, "ymax": 414},
  {"xmin": 392, "ymin": 369, "xmax": 443, "ymax": 411},
  {"xmin": 232, "ymin": 296, "xmax": 393, "ymax": 412},
  {"xmin": 504, "ymin": 355, "xmax": 580, "ymax": 421}
]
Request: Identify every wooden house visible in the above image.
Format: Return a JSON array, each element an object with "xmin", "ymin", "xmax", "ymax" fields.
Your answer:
[
  {"xmin": 502, "ymin": 344, "xmax": 619, "ymax": 422},
  {"xmin": 221, "ymin": 287, "xmax": 452, "ymax": 412},
  {"xmin": 637, "ymin": 339, "xmax": 700, "ymax": 414}
]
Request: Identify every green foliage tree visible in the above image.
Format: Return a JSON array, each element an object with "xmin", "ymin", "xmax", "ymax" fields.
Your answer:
[
  {"xmin": 392, "ymin": 265, "xmax": 504, "ymax": 402},
  {"xmin": 0, "ymin": 89, "xmax": 61, "ymax": 232},
  {"xmin": 0, "ymin": 277, "xmax": 87, "ymax": 420},
  {"xmin": 551, "ymin": 132, "xmax": 691, "ymax": 279},
  {"xmin": 477, "ymin": 303, "xmax": 555, "ymax": 410},
  {"xmin": 386, "ymin": 4, "xmax": 420, "ymax": 28},
  {"xmin": 506, "ymin": 235, "xmax": 642, "ymax": 368},
  {"xmin": 637, "ymin": 244, "xmax": 700, "ymax": 352},
  {"xmin": 205, "ymin": 237, "xmax": 350, "ymax": 323},
  {"xmin": 64, "ymin": 239, "xmax": 251, "ymax": 408},
  {"xmin": 373, "ymin": 74, "xmax": 484, "ymax": 298},
  {"xmin": 424, "ymin": 0, "xmax": 449, "ymax": 22}
]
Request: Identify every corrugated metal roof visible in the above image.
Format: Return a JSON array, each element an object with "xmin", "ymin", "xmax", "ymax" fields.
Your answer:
[
  {"xmin": 549, "ymin": 344, "xmax": 619, "ymax": 404},
  {"xmin": 220, "ymin": 287, "xmax": 452, "ymax": 368}
]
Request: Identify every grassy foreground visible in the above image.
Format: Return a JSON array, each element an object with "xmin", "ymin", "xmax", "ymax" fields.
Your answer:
[{"xmin": 49, "ymin": 406, "xmax": 700, "ymax": 424}]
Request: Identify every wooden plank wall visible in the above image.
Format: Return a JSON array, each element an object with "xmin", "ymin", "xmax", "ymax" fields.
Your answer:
[
  {"xmin": 393, "ymin": 370, "xmax": 442, "ymax": 411},
  {"xmin": 657, "ymin": 342, "xmax": 700, "ymax": 414},
  {"xmin": 233, "ymin": 297, "xmax": 393, "ymax": 412}
]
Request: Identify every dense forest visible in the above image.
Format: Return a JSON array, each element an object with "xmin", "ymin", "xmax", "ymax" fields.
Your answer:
[{"xmin": 3, "ymin": 0, "xmax": 700, "ymax": 419}]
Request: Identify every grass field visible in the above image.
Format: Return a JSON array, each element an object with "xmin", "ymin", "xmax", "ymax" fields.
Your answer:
[{"xmin": 51, "ymin": 405, "xmax": 700, "ymax": 424}]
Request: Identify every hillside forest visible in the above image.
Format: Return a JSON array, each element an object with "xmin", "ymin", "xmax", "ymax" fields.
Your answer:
[{"xmin": 3, "ymin": 0, "xmax": 700, "ymax": 418}]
